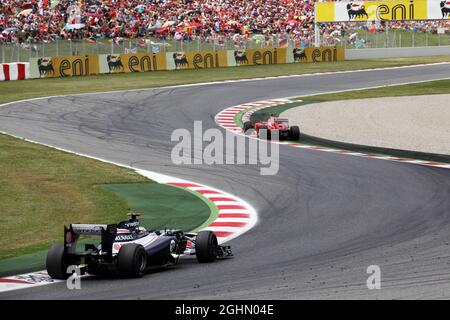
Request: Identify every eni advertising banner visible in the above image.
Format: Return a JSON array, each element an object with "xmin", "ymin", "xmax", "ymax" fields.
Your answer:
[
  {"xmin": 30, "ymin": 55, "xmax": 99, "ymax": 78},
  {"xmin": 286, "ymin": 47, "xmax": 345, "ymax": 64},
  {"xmin": 316, "ymin": 0, "xmax": 450, "ymax": 22},
  {"xmin": 228, "ymin": 48, "xmax": 287, "ymax": 67},
  {"xmin": 28, "ymin": 46, "xmax": 346, "ymax": 79},
  {"xmin": 166, "ymin": 50, "xmax": 228, "ymax": 70},
  {"xmin": 99, "ymin": 53, "xmax": 166, "ymax": 73}
]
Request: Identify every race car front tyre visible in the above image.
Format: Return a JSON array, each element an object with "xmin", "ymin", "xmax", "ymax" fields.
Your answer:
[
  {"xmin": 117, "ymin": 243, "xmax": 147, "ymax": 277},
  {"xmin": 258, "ymin": 125, "xmax": 271, "ymax": 140},
  {"xmin": 290, "ymin": 125, "xmax": 300, "ymax": 140},
  {"xmin": 46, "ymin": 243, "xmax": 69, "ymax": 280},
  {"xmin": 195, "ymin": 231, "xmax": 218, "ymax": 263}
]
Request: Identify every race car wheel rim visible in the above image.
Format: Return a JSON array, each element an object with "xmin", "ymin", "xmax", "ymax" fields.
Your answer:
[{"xmin": 136, "ymin": 251, "xmax": 146, "ymax": 274}]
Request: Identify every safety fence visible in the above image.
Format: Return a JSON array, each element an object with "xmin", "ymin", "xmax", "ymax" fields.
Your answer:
[
  {"xmin": 0, "ymin": 36, "xmax": 311, "ymax": 65},
  {"xmin": 2, "ymin": 25, "xmax": 449, "ymax": 64},
  {"xmin": 319, "ymin": 23, "xmax": 450, "ymax": 48}
]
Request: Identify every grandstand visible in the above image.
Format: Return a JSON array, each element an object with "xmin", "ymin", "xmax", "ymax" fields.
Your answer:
[{"xmin": 0, "ymin": 0, "xmax": 449, "ymax": 63}]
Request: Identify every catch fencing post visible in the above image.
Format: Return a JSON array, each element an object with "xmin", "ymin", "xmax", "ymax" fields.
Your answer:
[
  {"xmin": 385, "ymin": 21, "xmax": 389, "ymax": 48},
  {"xmin": 364, "ymin": 29, "xmax": 368, "ymax": 48},
  {"xmin": 314, "ymin": 3, "xmax": 320, "ymax": 47}
]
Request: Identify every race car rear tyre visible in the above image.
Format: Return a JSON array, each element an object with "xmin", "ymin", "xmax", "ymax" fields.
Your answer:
[
  {"xmin": 290, "ymin": 125, "xmax": 300, "ymax": 140},
  {"xmin": 117, "ymin": 244, "xmax": 147, "ymax": 277},
  {"xmin": 46, "ymin": 243, "xmax": 69, "ymax": 280},
  {"xmin": 243, "ymin": 121, "xmax": 253, "ymax": 133},
  {"xmin": 258, "ymin": 125, "xmax": 271, "ymax": 140},
  {"xmin": 196, "ymin": 231, "xmax": 218, "ymax": 263}
]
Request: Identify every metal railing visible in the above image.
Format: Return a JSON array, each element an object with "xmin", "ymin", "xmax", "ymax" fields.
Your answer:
[
  {"xmin": 1, "ymin": 29, "xmax": 448, "ymax": 63},
  {"xmin": 0, "ymin": 35, "xmax": 302, "ymax": 64},
  {"xmin": 317, "ymin": 22, "xmax": 450, "ymax": 49}
]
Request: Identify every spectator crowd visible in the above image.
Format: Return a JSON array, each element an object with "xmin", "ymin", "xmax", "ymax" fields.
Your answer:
[{"xmin": 0, "ymin": 0, "xmax": 449, "ymax": 47}]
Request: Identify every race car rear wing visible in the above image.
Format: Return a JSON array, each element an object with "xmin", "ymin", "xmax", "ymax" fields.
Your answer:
[{"xmin": 64, "ymin": 223, "xmax": 118, "ymax": 259}]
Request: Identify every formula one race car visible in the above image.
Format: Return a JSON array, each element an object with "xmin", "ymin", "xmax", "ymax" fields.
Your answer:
[
  {"xmin": 243, "ymin": 114, "xmax": 300, "ymax": 140},
  {"xmin": 46, "ymin": 213, "xmax": 232, "ymax": 279}
]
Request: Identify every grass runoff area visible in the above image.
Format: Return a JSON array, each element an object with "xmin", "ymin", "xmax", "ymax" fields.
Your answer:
[
  {"xmin": 0, "ymin": 134, "xmax": 210, "ymax": 276},
  {"xmin": 0, "ymin": 56, "xmax": 449, "ymax": 275},
  {"xmin": 249, "ymin": 78, "xmax": 450, "ymax": 163},
  {"xmin": 1, "ymin": 55, "xmax": 450, "ymax": 105}
]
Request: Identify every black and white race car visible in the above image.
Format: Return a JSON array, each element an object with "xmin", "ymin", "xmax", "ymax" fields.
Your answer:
[{"xmin": 46, "ymin": 213, "xmax": 232, "ymax": 279}]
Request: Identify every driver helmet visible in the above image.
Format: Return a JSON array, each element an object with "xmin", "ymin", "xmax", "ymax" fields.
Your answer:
[{"xmin": 268, "ymin": 113, "xmax": 276, "ymax": 124}]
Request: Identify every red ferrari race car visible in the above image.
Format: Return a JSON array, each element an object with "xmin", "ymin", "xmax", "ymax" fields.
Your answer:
[{"xmin": 243, "ymin": 115, "xmax": 300, "ymax": 141}]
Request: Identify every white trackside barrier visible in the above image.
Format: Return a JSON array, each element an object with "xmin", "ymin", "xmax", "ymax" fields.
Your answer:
[{"xmin": 0, "ymin": 63, "xmax": 30, "ymax": 81}]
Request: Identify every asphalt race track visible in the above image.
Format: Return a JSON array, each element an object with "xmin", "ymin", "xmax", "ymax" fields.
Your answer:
[{"xmin": 1, "ymin": 64, "xmax": 450, "ymax": 299}]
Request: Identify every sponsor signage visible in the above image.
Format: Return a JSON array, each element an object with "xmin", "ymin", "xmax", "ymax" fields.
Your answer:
[
  {"xmin": 316, "ymin": 0, "xmax": 450, "ymax": 22},
  {"xmin": 31, "ymin": 55, "xmax": 99, "ymax": 78},
  {"xmin": 286, "ymin": 47, "xmax": 345, "ymax": 64},
  {"xmin": 28, "ymin": 47, "xmax": 345, "ymax": 79},
  {"xmin": 100, "ymin": 53, "xmax": 166, "ymax": 73},
  {"xmin": 167, "ymin": 50, "xmax": 228, "ymax": 70},
  {"xmin": 229, "ymin": 48, "xmax": 287, "ymax": 67}
]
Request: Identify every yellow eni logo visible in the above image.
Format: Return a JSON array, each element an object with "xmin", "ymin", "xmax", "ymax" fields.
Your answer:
[
  {"xmin": 192, "ymin": 52, "xmax": 221, "ymax": 69},
  {"xmin": 60, "ymin": 57, "xmax": 89, "ymax": 77},
  {"xmin": 366, "ymin": 1, "xmax": 417, "ymax": 20},
  {"xmin": 311, "ymin": 47, "xmax": 341, "ymax": 63},
  {"xmin": 317, "ymin": 1, "xmax": 428, "ymax": 22},
  {"xmin": 127, "ymin": 55, "xmax": 159, "ymax": 72},
  {"xmin": 173, "ymin": 51, "xmax": 227, "ymax": 70},
  {"xmin": 252, "ymin": 49, "xmax": 278, "ymax": 65},
  {"xmin": 56, "ymin": 56, "xmax": 98, "ymax": 77},
  {"xmin": 241, "ymin": 48, "xmax": 286, "ymax": 66}
]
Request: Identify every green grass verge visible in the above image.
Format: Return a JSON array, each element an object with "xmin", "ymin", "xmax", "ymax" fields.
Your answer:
[
  {"xmin": 100, "ymin": 183, "xmax": 210, "ymax": 232},
  {"xmin": 0, "ymin": 183, "xmax": 213, "ymax": 276},
  {"xmin": 1, "ymin": 56, "xmax": 450, "ymax": 105},
  {"xmin": 0, "ymin": 133, "xmax": 150, "ymax": 261},
  {"xmin": 247, "ymin": 79, "xmax": 450, "ymax": 163},
  {"xmin": 0, "ymin": 132, "xmax": 214, "ymax": 264}
]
